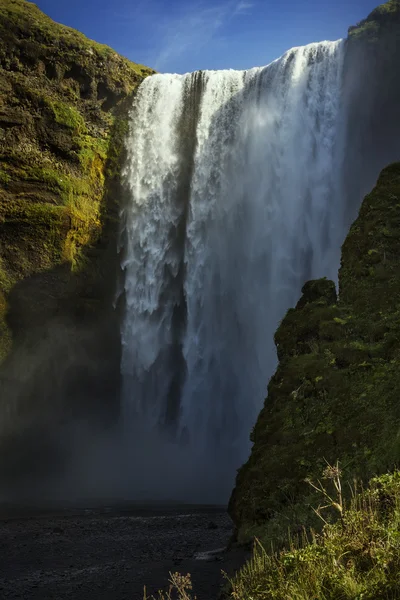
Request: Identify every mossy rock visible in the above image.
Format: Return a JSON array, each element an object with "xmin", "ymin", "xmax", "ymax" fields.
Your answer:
[
  {"xmin": 0, "ymin": 0, "xmax": 155, "ymax": 366},
  {"xmin": 348, "ymin": 0, "xmax": 400, "ymax": 40},
  {"xmin": 229, "ymin": 164, "xmax": 400, "ymax": 545},
  {"xmin": 0, "ymin": 0, "xmax": 155, "ymax": 478}
]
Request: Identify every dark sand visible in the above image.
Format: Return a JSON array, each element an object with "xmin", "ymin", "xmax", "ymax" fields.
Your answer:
[{"xmin": 0, "ymin": 506, "xmax": 247, "ymax": 599}]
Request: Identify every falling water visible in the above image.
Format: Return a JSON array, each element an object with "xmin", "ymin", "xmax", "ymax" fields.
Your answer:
[{"xmin": 120, "ymin": 41, "xmax": 346, "ymax": 497}]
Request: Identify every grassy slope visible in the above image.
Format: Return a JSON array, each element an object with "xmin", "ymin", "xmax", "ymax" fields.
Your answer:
[
  {"xmin": 0, "ymin": 0, "xmax": 151, "ymax": 75},
  {"xmin": 228, "ymin": 471, "xmax": 400, "ymax": 600}
]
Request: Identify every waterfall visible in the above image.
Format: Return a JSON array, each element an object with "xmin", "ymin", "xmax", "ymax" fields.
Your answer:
[{"xmin": 120, "ymin": 40, "xmax": 346, "ymax": 498}]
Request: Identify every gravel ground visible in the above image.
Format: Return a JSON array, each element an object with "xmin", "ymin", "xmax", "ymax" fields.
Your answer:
[{"xmin": 0, "ymin": 506, "xmax": 247, "ymax": 600}]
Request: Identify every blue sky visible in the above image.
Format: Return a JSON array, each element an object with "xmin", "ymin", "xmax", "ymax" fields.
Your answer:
[{"xmin": 36, "ymin": 0, "xmax": 380, "ymax": 74}]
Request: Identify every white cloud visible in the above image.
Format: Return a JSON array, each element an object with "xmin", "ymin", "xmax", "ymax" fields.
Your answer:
[{"xmin": 234, "ymin": 1, "xmax": 254, "ymax": 15}]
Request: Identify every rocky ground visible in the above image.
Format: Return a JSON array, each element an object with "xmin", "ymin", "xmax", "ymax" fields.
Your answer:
[{"xmin": 0, "ymin": 505, "xmax": 247, "ymax": 600}]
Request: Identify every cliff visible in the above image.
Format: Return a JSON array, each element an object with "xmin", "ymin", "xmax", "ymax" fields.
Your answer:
[
  {"xmin": 341, "ymin": 0, "xmax": 400, "ymax": 226},
  {"xmin": 229, "ymin": 161, "xmax": 400, "ymax": 541},
  {"xmin": 0, "ymin": 0, "xmax": 154, "ymax": 479},
  {"xmin": 348, "ymin": 0, "xmax": 400, "ymax": 39},
  {"xmin": 229, "ymin": 0, "xmax": 400, "ymax": 545}
]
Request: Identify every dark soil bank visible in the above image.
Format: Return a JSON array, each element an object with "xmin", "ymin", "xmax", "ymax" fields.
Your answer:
[{"xmin": 0, "ymin": 506, "xmax": 247, "ymax": 600}]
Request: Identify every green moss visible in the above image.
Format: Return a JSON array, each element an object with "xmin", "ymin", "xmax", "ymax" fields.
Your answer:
[
  {"xmin": 367, "ymin": 0, "xmax": 400, "ymax": 17},
  {"xmin": 0, "ymin": 0, "xmax": 155, "ymax": 91},
  {"xmin": 0, "ymin": 194, "xmax": 66, "ymax": 364},
  {"xmin": 0, "ymin": 0, "xmax": 153, "ymax": 73},
  {"xmin": 3, "ymin": 133, "xmax": 110, "ymax": 271},
  {"xmin": 348, "ymin": 19, "xmax": 380, "ymax": 39},
  {"xmin": 0, "ymin": 192, "xmax": 68, "ymax": 278},
  {"xmin": 78, "ymin": 134, "xmax": 108, "ymax": 171},
  {"xmin": 0, "ymin": 257, "xmax": 13, "ymax": 364},
  {"xmin": 0, "ymin": 169, "xmax": 11, "ymax": 187},
  {"xmin": 105, "ymin": 117, "xmax": 130, "ymax": 179},
  {"xmin": 3, "ymin": 196, "xmax": 63, "ymax": 224},
  {"xmin": 0, "ymin": 256, "xmax": 15, "ymax": 294},
  {"xmin": 0, "ymin": 292, "xmax": 12, "ymax": 363},
  {"xmin": 16, "ymin": 165, "xmax": 70, "ymax": 194},
  {"xmin": 0, "ymin": 0, "xmax": 153, "ymax": 362},
  {"xmin": 49, "ymin": 100, "xmax": 86, "ymax": 132}
]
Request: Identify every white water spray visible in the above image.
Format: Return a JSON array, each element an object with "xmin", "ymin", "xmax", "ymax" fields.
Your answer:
[{"xmin": 120, "ymin": 41, "xmax": 346, "ymax": 498}]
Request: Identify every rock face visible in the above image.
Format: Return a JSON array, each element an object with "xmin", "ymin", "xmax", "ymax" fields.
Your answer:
[
  {"xmin": 341, "ymin": 0, "xmax": 400, "ymax": 226},
  {"xmin": 0, "ymin": 0, "xmax": 154, "ymax": 479},
  {"xmin": 229, "ymin": 163, "xmax": 400, "ymax": 541}
]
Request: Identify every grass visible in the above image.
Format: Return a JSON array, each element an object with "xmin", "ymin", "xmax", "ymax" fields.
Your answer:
[
  {"xmin": 146, "ymin": 469, "xmax": 400, "ymax": 600},
  {"xmin": 0, "ymin": 289, "xmax": 12, "ymax": 361},
  {"xmin": 0, "ymin": 0, "xmax": 154, "ymax": 77},
  {"xmin": 367, "ymin": 0, "xmax": 400, "ymax": 18},
  {"xmin": 228, "ymin": 470, "xmax": 400, "ymax": 600},
  {"xmin": 0, "ymin": 169, "xmax": 11, "ymax": 186}
]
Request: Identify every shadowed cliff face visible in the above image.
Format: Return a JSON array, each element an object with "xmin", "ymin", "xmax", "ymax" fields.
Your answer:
[
  {"xmin": 0, "ymin": 0, "xmax": 155, "ymax": 484},
  {"xmin": 341, "ymin": 0, "xmax": 400, "ymax": 227},
  {"xmin": 229, "ymin": 163, "xmax": 400, "ymax": 543}
]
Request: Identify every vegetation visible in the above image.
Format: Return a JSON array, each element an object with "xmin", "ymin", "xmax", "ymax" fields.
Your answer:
[
  {"xmin": 228, "ymin": 470, "xmax": 400, "ymax": 600},
  {"xmin": 145, "ymin": 470, "xmax": 400, "ymax": 599},
  {"xmin": 48, "ymin": 100, "xmax": 86, "ymax": 132},
  {"xmin": 0, "ymin": 0, "xmax": 152, "ymax": 77},
  {"xmin": 228, "ymin": 163, "xmax": 400, "ymax": 546},
  {"xmin": 0, "ymin": 0, "xmax": 155, "ymax": 363},
  {"xmin": 144, "ymin": 573, "xmax": 196, "ymax": 600},
  {"xmin": 348, "ymin": 0, "xmax": 400, "ymax": 40}
]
